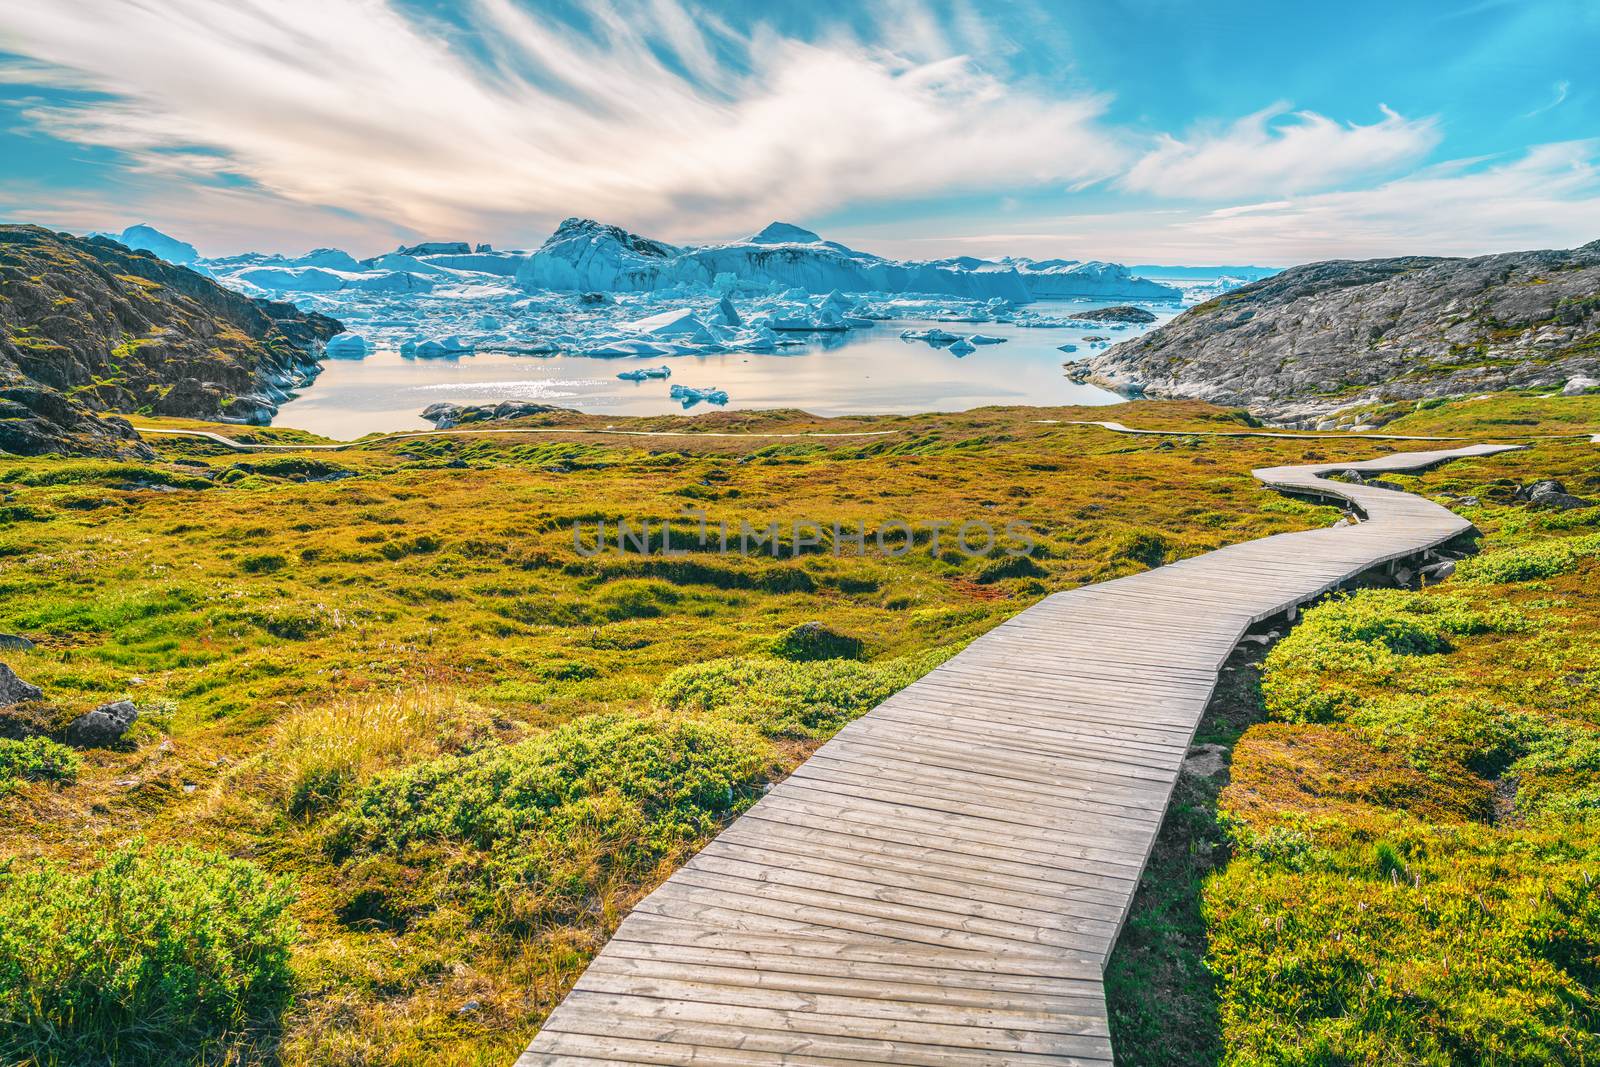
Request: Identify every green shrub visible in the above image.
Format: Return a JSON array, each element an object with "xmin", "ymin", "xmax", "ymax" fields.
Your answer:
[
  {"xmin": 239, "ymin": 552, "xmax": 287, "ymax": 575},
  {"xmin": 973, "ymin": 554, "xmax": 1047, "ymax": 583},
  {"xmin": 0, "ymin": 841, "xmax": 296, "ymax": 1063},
  {"xmin": 330, "ymin": 713, "xmax": 777, "ymax": 927},
  {"xmin": 594, "ymin": 578, "xmax": 681, "ymax": 620},
  {"xmin": 1262, "ymin": 591, "xmax": 1523, "ymax": 723},
  {"xmin": 656, "ymin": 648, "xmax": 948, "ymax": 739},
  {"xmin": 1205, "ymin": 841, "xmax": 1600, "ymax": 1065},
  {"xmin": 1457, "ymin": 532, "xmax": 1600, "ymax": 584},
  {"xmin": 1106, "ymin": 530, "xmax": 1174, "ymax": 570},
  {"xmin": 768, "ymin": 621, "xmax": 863, "ymax": 661},
  {"xmin": 0, "ymin": 736, "xmax": 80, "ymax": 788}
]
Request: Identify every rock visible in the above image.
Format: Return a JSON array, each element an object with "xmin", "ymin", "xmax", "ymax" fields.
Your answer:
[
  {"xmin": 0, "ymin": 662, "xmax": 43, "ymax": 706},
  {"xmin": 420, "ymin": 401, "xmax": 568, "ymax": 429},
  {"xmin": 1071, "ymin": 238, "xmax": 1600, "ymax": 421},
  {"xmin": 1067, "ymin": 305, "xmax": 1158, "ymax": 324},
  {"xmin": 64, "ymin": 699, "xmax": 139, "ymax": 747},
  {"xmin": 0, "ymin": 634, "xmax": 34, "ymax": 651},
  {"xmin": 1518, "ymin": 479, "xmax": 1595, "ymax": 510},
  {"xmin": 1182, "ymin": 743, "xmax": 1229, "ymax": 779},
  {"xmin": 2, "ymin": 225, "xmax": 339, "ymax": 456},
  {"xmin": 1563, "ymin": 375, "xmax": 1600, "ymax": 395},
  {"xmin": 1393, "ymin": 566, "xmax": 1415, "ymax": 586},
  {"xmin": 1421, "ymin": 560, "xmax": 1456, "ymax": 581}
]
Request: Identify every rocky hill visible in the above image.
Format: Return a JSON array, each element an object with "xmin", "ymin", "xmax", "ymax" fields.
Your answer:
[
  {"xmin": 1, "ymin": 225, "xmax": 341, "ymax": 456},
  {"xmin": 1069, "ymin": 239, "xmax": 1600, "ymax": 425}
]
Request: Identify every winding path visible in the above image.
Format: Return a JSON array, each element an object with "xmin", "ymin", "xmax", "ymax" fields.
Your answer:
[{"xmin": 517, "ymin": 442, "xmax": 1518, "ymax": 1066}]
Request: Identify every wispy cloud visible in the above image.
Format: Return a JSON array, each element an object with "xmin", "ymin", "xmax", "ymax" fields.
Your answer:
[
  {"xmin": 1120, "ymin": 104, "xmax": 1440, "ymax": 199},
  {"xmin": 852, "ymin": 143, "xmax": 1600, "ymax": 264},
  {"xmin": 1524, "ymin": 79, "xmax": 1570, "ymax": 118},
  {"xmin": 0, "ymin": 0, "xmax": 1129, "ymax": 245}
]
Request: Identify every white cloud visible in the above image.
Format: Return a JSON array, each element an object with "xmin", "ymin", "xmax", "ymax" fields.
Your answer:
[
  {"xmin": 1524, "ymin": 79, "xmax": 1570, "ymax": 118},
  {"xmin": 1120, "ymin": 104, "xmax": 1440, "ymax": 200},
  {"xmin": 0, "ymin": 0, "xmax": 1130, "ymax": 245},
  {"xmin": 854, "ymin": 143, "xmax": 1600, "ymax": 264}
]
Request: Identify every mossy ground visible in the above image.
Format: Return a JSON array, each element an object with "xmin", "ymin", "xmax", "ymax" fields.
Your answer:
[
  {"xmin": 1107, "ymin": 414, "xmax": 1600, "ymax": 1066},
  {"xmin": 0, "ymin": 394, "xmax": 1595, "ymax": 1064}
]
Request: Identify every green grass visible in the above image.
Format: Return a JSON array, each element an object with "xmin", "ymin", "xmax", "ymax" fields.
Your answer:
[{"xmin": 1199, "ymin": 437, "xmax": 1600, "ymax": 1066}]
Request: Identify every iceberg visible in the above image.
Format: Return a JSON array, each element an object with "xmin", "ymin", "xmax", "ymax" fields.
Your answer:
[
  {"xmin": 946, "ymin": 337, "xmax": 976, "ymax": 356},
  {"xmin": 968, "ymin": 334, "xmax": 1007, "ymax": 345},
  {"xmin": 402, "ymin": 335, "xmax": 475, "ymax": 358},
  {"xmin": 618, "ymin": 308, "xmax": 715, "ymax": 343},
  {"xmin": 900, "ymin": 328, "xmax": 961, "ymax": 344},
  {"xmin": 617, "ymin": 365, "xmax": 672, "ymax": 381},
  {"xmin": 324, "ymin": 333, "xmax": 370, "ymax": 359},
  {"xmin": 670, "ymin": 384, "xmax": 729, "ymax": 406}
]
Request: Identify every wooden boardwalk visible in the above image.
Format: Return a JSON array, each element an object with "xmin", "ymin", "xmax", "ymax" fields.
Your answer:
[{"xmin": 518, "ymin": 443, "xmax": 1517, "ymax": 1066}]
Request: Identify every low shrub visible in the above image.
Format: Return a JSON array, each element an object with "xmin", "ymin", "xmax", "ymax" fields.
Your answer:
[
  {"xmin": 0, "ymin": 736, "xmax": 80, "ymax": 788},
  {"xmin": 329, "ymin": 713, "xmax": 778, "ymax": 928},
  {"xmin": 1457, "ymin": 531, "xmax": 1600, "ymax": 584},
  {"xmin": 0, "ymin": 841, "xmax": 296, "ymax": 1063},
  {"xmin": 768, "ymin": 621, "xmax": 863, "ymax": 661},
  {"xmin": 655, "ymin": 648, "xmax": 948, "ymax": 738}
]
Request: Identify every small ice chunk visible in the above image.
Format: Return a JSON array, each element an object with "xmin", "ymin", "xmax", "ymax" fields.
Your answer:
[
  {"xmin": 947, "ymin": 337, "xmax": 976, "ymax": 356},
  {"xmin": 618, "ymin": 365, "xmax": 672, "ymax": 381}
]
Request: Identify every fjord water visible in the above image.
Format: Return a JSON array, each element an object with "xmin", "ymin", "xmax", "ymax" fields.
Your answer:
[{"xmin": 273, "ymin": 299, "xmax": 1174, "ymax": 439}]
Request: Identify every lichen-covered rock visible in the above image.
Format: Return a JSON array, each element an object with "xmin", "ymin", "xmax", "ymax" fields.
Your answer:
[
  {"xmin": 1070, "ymin": 239, "xmax": 1600, "ymax": 422},
  {"xmin": 64, "ymin": 699, "xmax": 139, "ymax": 747}
]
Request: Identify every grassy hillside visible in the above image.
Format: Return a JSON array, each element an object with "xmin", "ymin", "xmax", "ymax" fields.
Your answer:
[{"xmin": 0, "ymin": 398, "xmax": 1595, "ymax": 1064}]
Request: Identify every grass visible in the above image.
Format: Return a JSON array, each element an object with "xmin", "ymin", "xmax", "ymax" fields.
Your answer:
[
  {"xmin": 0, "ymin": 394, "xmax": 1596, "ymax": 1063},
  {"xmin": 1135, "ymin": 432, "xmax": 1600, "ymax": 1067}
]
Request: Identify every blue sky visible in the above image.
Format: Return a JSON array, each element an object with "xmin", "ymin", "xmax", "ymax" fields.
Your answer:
[{"xmin": 1, "ymin": 0, "xmax": 1597, "ymax": 264}]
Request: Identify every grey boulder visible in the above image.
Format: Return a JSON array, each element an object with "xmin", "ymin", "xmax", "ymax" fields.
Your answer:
[
  {"xmin": 65, "ymin": 699, "xmax": 139, "ymax": 747},
  {"xmin": 0, "ymin": 662, "xmax": 43, "ymax": 706}
]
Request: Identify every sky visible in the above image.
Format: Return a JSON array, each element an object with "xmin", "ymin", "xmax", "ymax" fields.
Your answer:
[{"xmin": 1, "ymin": 0, "xmax": 1597, "ymax": 266}]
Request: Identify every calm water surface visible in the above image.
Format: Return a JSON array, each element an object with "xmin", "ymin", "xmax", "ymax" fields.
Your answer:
[{"xmin": 273, "ymin": 299, "xmax": 1172, "ymax": 439}]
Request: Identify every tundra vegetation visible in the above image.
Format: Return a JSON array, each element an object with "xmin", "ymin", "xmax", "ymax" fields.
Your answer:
[{"xmin": 0, "ymin": 395, "xmax": 1596, "ymax": 1065}]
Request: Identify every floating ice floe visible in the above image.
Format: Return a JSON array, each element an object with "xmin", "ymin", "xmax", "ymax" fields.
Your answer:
[
  {"xmin": 617, "ymin": 365, "xmax": 672, "ymax": 381},
  {"xmin": 900, "ymin": 328, "xmax": 961, "ymax": 345},
  {"xmin": 968, "ymin": 334, "xmax": 1007, "ymax": 345},
  {"xmin": 946, "ymin": 337, "xmax": 977, "ymax": 356},
  {"xmin": 402, "ymin": 335, "xmax": 476, "ymax": 358},
  {"xmin": 670, "ymin": 384, "xmax": 729, "ymax": 406}
]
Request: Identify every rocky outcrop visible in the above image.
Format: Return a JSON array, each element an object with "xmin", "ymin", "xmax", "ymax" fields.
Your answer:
[
  {"xmin": 1069, "ymin": 239, "xmax": 1600, "ymax": 424},
  {"xmin": 1069, "ymin": 306, "xmax": 1158, "ymax": 324},
  {"xmin": 1, "ymin": 224, "xmax": 342, "ymax": 456},
  {"xmin": 420, "ymin": 401, "xmax": 570, "ymax": 429}
]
